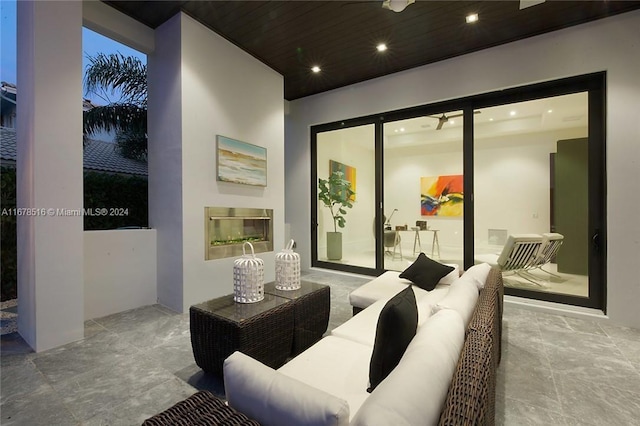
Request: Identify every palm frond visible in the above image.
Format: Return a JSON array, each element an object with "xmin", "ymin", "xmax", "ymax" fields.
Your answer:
[
  {"xmin": 83, "ymin": 104, "xmax": 147, "ymax": 136},
  {"xmin": 84, "ymin": 52, "xmax": 147, "ymax": 106}
]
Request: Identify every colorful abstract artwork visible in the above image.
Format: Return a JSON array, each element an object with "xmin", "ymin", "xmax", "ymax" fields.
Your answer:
[
  {"xmin": 330, "ymin": 160, "xmax": 356, "ymax": 201},
  {"xmin": 420, "ymin": 175, "xmax": 464, "ymax": 216},
  {"xmin": 217, "ymin": 135, "xmax": 267, "ymax": 187}
]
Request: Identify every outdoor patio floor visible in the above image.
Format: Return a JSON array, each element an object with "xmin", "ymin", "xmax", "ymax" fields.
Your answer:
[{"xmin": 2, "ymin": 269, "xmax": 640, "ymax": 425}]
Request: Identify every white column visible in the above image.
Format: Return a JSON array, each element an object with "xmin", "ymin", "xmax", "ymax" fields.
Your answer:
[{"xmin": 17, "ymin": 0, "xmax": 84, "ymax": 351}]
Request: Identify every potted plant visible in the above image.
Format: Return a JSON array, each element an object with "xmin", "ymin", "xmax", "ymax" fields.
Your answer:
[{"xmin": 318, "ymin": 170, "xmax": 355, "ymax": 260}]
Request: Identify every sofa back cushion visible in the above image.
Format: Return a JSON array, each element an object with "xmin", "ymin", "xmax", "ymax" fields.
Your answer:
[
  {"xmin": 224, "ymin": 351, "xmax": 350, "ymax": 426},
  {"xmin": 352, "ymin": 309, "xmax": 465, "ymax": 426},
  {"xmin": 461, "ymin": 262, "xmax": 492, "ymax": 289},
  {"xmin": 432, "ymin": 275, "xmax": 479, "ymax": 327},
  {"xmin": 368, "ymin": 286, "xmax": 418, "ymax": 392}
]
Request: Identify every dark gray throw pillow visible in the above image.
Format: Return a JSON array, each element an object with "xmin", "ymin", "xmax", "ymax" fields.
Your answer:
[
  {"xmin": 367, "ymin": 286, "xmax": 418, "ymax": 393},
  {"xmin": 399, "ymin": 252, "xmax": 455, "ymax": 291}
]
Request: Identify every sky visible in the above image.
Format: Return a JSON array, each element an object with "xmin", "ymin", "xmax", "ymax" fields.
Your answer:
[{"xmin": 0, "ymin": 0, "xmax": 147, "ymax": 103}]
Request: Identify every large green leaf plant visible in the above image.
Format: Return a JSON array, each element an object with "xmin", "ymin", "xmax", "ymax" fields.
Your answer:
[{"xmin": 318, "ymin": 171, "xmax": 355, "ymax": 233}]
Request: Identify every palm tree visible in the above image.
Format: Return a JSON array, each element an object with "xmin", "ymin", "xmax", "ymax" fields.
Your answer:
[{"xmin": 83, "ymin": 52, "xmax": 147, "ymax": 161}]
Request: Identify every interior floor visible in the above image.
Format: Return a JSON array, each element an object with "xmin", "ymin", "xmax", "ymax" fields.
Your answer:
[{"xmin": 2, "ymin": 269, "xmax": 633, "ymax": 425}]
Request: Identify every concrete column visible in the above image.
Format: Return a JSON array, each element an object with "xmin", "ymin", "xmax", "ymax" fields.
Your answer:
[{"xmin": 16, "ymin": 0, "xmax": 84, "ymax": 351}]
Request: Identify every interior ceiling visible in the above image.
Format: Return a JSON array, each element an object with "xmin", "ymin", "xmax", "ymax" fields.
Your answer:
[{"xmin": 104, "ymin": 1, "xmax": 640, "ymax": 101}]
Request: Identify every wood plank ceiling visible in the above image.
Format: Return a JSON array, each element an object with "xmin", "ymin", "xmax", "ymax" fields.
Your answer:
[{"xmin": 104, "ymin": 1, "xmax": 640, "ymax": 100}]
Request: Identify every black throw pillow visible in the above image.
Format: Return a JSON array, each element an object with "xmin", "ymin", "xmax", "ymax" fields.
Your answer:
[
  {"xmin": 399, "ymin": 252, "xmax": 455, "ymax": 291},
  {"xmin": 367, "ymin": 286, "xmax": 418, "ymax": 393}
]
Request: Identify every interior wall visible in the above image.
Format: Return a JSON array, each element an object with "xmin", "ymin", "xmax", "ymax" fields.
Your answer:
[
  {"xmin": 285, "ymin": 11, "xmax": 640, "ymax": 329},
  {"xmin": 84, "ymin": 230, "xmax": 157, "ymax": 320},
  {"xmin": 384, "ymin": 142, "xmax": 463, "ymax": 250},
  {"xmin": 150, "ymin": 13, "xmax": 285, "ymax": 312},
  {"xmin": 474, "ymin": 128, "xmax": 586, "ymax": 247}
]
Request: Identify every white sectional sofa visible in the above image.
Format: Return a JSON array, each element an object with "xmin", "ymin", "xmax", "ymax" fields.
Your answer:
[{"xmin": 221, "ymin": 262, "xmax": 503, "ymax": 426}]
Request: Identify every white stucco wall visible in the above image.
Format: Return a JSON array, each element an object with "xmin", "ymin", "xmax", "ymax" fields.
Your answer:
[
  {"xmin": 285, "ymin": 11, "xmax": 640, "ymax": 329},
  {"xmin": 84, "ymin": 230, "xmax": 157, "ymax": 320},
  {"xmin": 150, "ymin": 13, "xmax": 285, "ymax": 312},
  {"xmin": 17, "ymin": 0, "xmax": 85, "ymax": 351}
]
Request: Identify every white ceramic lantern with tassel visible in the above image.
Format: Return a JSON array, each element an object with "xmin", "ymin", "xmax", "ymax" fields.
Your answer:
[
  {"xmin": 275, "ymin": 239, "xmax": 301, "ymax": 291},
  {"xmin": 233, "ymin": 242, "xmax": 265, "ymax": 303}
]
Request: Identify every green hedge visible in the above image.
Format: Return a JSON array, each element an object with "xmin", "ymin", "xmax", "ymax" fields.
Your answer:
[
  {"xmin": 83, "ymin": 171, "xmax": 148, "ymax": 230},
  {"xmin": 0, "ymin": 167, "xmax": 148, "ymax": 301},
  {"xmin": 1, "ymin": 167, "xmax": 17, "ymax": 301}
]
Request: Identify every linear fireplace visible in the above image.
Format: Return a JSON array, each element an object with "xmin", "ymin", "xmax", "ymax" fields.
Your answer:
[{"xmin": 205, "ymin": 207, "xmax": 273, "ymax": 260}]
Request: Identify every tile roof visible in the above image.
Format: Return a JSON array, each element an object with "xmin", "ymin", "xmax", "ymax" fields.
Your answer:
[{"xmin": 0, "ymin": 127, "xmax": 147, "ymax": 176}]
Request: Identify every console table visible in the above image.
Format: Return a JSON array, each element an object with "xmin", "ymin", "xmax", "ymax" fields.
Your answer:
[
  {"xmin": 190, "ymin": 293, "xmax": 294, "ymax": 375},
  {"xmin": 264, "ymin": 281, "xmax": 330, "ymax": 355}
]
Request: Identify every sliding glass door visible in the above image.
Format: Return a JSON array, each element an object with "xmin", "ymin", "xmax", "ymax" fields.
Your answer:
[
  {"xmin": 382, "ymin": 113, "xmax": 464, "ymax": 271},
  {"xmin": 311, "ymin": 73, "xmax": 605, "ymax": 311},
  {"xmin": 314, "ymin": 123, "xmax": 376, "ymax": 271}
]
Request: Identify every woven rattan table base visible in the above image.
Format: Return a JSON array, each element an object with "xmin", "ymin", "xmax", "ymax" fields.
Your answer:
[
  {"xmin": 190, "ymin": 294, "xmax": 294, "ymax": 376},
  {"xmin": 143, "ymin": 390, "xmax": 260, "ymax": 426},
  {"xmin": 264, "ymin": 281, "xmax": 330, "ymax": 356}
]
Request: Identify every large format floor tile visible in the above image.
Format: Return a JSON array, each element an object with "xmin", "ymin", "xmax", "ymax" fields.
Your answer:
[{"xmin": 1, "ymin": 270, "xmax": 639, "ymax": 425}]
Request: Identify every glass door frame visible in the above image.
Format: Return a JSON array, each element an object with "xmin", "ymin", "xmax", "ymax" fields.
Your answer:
[
  {"xmin": 311, "ymin": 117, "xmax": 383, "ymax": 276},
  {"xmin": 311, "ymin": 72, "xmax": 606, "ymax": 311}
]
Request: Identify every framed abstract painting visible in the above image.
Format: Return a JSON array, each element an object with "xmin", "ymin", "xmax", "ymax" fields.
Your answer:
[
  {"xmin": 420, "ymin": 175, "xmax": 463, "ymax": 216},
  {"xmin": 329, "ymin": 160, "xmax": 356, "ymax": 201}
]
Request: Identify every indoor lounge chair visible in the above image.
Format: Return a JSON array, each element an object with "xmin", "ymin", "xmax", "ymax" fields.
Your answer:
[
  {"xmin": 526, "ymin": 232, "xmax": 564, "ymax": 277},
  {"xmin": 475, "ymin": 234, "xmax": 544, "ymax": 286}
]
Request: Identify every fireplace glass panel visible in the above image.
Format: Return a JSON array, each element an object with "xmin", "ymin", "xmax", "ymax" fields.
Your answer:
[{"xmin": 205, "ymin": 207, "xmax": 273, "ymax": 260}]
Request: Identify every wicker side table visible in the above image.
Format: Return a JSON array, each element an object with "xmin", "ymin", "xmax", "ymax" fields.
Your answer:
[
  {"xmin": 264, "ymin": 281, "xmax": 330, "ymax": 356},
  {"xmin": 190, "ymin": 293, "xmax": 294, "ymax": 376}
]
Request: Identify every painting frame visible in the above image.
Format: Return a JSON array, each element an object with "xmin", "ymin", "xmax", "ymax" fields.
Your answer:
[
  {"xmin": 329, "ymin": 159, "xmax": 356, "ymax": 202},
  {"xmin": 217, "ymin": 135, "xmax": 267, "ymax": 187}
]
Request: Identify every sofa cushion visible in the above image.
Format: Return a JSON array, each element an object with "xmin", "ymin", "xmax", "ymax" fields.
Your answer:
[
  {"xmin": 368, "ymin": 286, "xmax": 418, "ymax": 392},
  {"xmin": 399, "ymin": 253, "xmax": 455, "ymax": 291},
  {"xmin": 462, "ymin": 262, "xmax": 492, "ymax": 289},
  {"xmin": 351, "ymin": 309, "xmax": 466, "ymax": 426},
  {"xmin": 224, "ymin": 351, "xmax": 350, "ymax": 426},
  {"xmin": 349, "ymin": 271, "xmax": 412, "ymax": 310},
  {"xmin": 277, "ymin": 336, "xmax": 373, "ymax": 421},
  {"xmin": 332, "ymin": 286, "xmax": 448, "ymax": 347},
  {"xmin": 432, "ymin": 275, "xmax": 479, "ymax": 327}
]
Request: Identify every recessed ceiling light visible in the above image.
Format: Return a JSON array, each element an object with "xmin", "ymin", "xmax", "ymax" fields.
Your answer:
[
  {"xmin": 466, "ymin": 13, "xmax": 479, "ymax": 24},
  {"xmin": 449, "ymin": 120, "xmax": 455, "ymax": 125},
  {"xmin": 547, "ymin": 109, "xmax": 553, "ymax": 113},
  {"xmin": 510, "ymin": 111, "xmax": 517, "ymax": 116},
  {"xmin": 489, "ymin": 118, "xmax": 494, "ymax": 121},
  {"xmin": 377, "ymin": 43, "xmax": 388, "ymax": 52},
  {"xmin": 399, "ymin": 127, "xmax": 405, "ymax": 132},
  {"xmin": 311, "ymin": 66, "xmax": 321, "ymax": 73}
]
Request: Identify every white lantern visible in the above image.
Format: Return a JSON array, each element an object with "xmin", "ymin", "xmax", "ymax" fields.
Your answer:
[
  {"xmin": 275, "ymin": 239, "xmax": 301, "ymax": 291},
  {"xmin": 233, "ymin": 242, "xmax": 265, "ymax": 303}
]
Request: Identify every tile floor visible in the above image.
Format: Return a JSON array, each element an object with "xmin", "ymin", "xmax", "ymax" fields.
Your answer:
[{"xmin": 1, "ymin": 270, "xmax": 639, "ymax": 425}]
